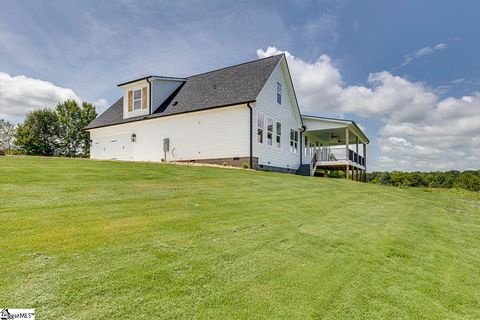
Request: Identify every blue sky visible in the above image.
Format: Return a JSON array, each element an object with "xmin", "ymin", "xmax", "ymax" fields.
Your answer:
[{"xmin": 0, "ymin": 0, "xmax": 479, "ymax": 171}]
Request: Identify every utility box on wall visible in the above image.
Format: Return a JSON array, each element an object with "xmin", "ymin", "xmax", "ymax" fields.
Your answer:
[
  {"xmin": 163, "ymin": 138, "xmax": 169, "ymax": 152},
  {"xmin": 163, "ymin": 138, "xmax": 170, "ymax": 162}
]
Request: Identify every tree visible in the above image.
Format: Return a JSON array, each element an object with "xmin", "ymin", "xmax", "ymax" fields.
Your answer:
[
  {"xmin": 454, "ymin": 171, "xmax": 480, "ymax": 192},
  {"xmin": 13, "ymin": 101, "xmax": 97, "ymax": 157},
  {"xmin": 56, "ymin": 100, "xmax": 97, "ymax": 157},
  {"xmin": 14, "ymin": 109, "xmax": 59, "ymax": 156},
  {"xmin": 0, "ymin": 119, "xmax": 16, "ymax": 152},
  {"xmin": 80, "ymin": 102, "xmax": 97, "ymax": 156},
  {"xmin": 378, "ymin": 172, "xmax": 392, "ymax": 185},
  {"xmin": 368, "ymin": 169, "xmax": 479, "ymax": 192}
]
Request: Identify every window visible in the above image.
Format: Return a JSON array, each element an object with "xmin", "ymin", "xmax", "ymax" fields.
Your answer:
[
  {"xmin": 257, "ymin": 112, "xmax": 264, "ymax": 143},
  {"xmin": 267, "ymin": 117, "xmax": 273, "ymax": 146},
  {"xmin": 290, "ymin": 129, "xmax": 298, "ymax": 153},
  {"xmin": 276, "ymin": 122, "xmax": 281, "ymax": 148},
  {"xmin": 276, "ymin": 82, "xmax": 282, "ymax": 105},
  {"xmin": 133, "ymin": 89, "xmax": 142, "ymax": 110}
]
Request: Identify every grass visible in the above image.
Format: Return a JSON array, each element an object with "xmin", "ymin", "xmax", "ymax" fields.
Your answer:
[{"xmin": 1, "ymin": 156, "xmax": 479, "ymax": 319}]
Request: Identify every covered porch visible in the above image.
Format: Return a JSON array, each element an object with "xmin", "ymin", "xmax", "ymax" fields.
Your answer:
[{"xmin": 301, "ymin": 116, "xmax": 369, "ymax": 181}]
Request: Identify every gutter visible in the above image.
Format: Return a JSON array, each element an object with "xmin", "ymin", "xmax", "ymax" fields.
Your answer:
[
  {"xmin": 86, "ymin": 100, "xmax": 256, "ymax": 131},
  {"xmin": 247, "ymin": 103, "xmax": 253, "ymax": 169},
  {"xmin": 117, "ymin": 76, "xmax": 152, "ymax": 87}
]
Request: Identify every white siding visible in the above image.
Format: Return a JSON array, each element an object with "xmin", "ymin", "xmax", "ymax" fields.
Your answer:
[
  {"xmin": 253, "ymin": 59, "xmax": 303, "ymax": 170},
  {"xmin": 89, "ymin": 105, "xmax": 250, "ymax": 162},
  {"xmin": 151, "ymin": 79, "xmax": 184, "ymax": 111},
  {"xmin": 122, "ymin": 80, "xmax": 150, "ymax": 119}
]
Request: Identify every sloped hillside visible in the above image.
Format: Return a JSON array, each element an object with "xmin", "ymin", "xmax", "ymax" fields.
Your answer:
[{"xmin": 1, "ymin": 157, "xmax": 479, "ymax": 319}]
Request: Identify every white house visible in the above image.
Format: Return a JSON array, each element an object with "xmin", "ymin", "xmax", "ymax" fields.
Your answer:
[{"xmin": 86, "ymin": 54, "xmax": 369, "ymax": 180}]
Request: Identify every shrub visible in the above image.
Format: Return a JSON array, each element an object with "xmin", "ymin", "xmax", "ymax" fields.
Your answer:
[
  {"xmin": 329, "ymin": 170, "xmax": 345, "ymax": 178},
  {"xmin": 368, "ymin": 170, "xmax": 479, "ymax": 192},
  {"xmin": 454, "ymin": 172, "xmax": 480, "ymax": 192}
]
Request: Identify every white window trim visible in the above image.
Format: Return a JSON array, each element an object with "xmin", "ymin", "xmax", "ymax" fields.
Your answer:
[
  {"xmin": 133, "ymin": 89, "xmax": 142, "ymax": 111},
  {"xmin": 257, "ymin": 112, "xmax": 265, "ymax": 144},
  {"xmin": 276, "ymin": 82, "xmax": 282, "ymax": 105},
  {"xmin": 290, "ymin": 129, "xmax": 298, "ymax": 153},
  {"xmin": 276, "ymin": 121, "xmax": 281, "ymax": 148},
  {"xmin": 267, "ymin": 117, "xmax": 274, "ymax": 147}
]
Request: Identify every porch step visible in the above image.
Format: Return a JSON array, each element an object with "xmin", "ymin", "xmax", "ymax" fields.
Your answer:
[{"xmin": 297, "ymin": 164, "xmax": 311, "ymax": 176}]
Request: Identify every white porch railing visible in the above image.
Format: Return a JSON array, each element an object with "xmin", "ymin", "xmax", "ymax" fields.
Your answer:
[{"xmin": 317, "ymin": 146, "xmax": 365, "ymax": 166}]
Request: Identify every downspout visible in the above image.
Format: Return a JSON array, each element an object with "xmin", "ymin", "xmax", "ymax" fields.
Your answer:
[
  {"xmin": 247, "ymin": 103, "xmax": 253, "ymax": 169},
  {"xmin": 299, "ymin": 125, "xmax": 306, "ymax": 165},
  {"xmin": 146, "ymin": 77, "xmax": 152, "ymax": 114}
]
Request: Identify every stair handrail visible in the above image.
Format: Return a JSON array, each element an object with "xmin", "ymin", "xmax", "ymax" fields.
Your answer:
[
  {"xmin": 311, "ymin": 152, "xmax": 317, "ymax": 165},
  {"xmin": 309, "ymin": 152, "xmax": 317, "ymax": 176}
]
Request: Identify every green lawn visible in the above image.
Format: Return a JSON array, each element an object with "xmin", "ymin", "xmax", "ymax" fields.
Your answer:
[{"xmin": 1, "ymin": 157, "xmax": 479, "ymax": 319}]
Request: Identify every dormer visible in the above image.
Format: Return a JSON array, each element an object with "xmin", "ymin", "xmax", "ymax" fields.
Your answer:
[{"xmin": 118, "ymin": 76, "xmax": 186, "ymax": 119}]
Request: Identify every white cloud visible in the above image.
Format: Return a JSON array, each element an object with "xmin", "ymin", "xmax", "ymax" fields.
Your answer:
[
  {"xmin": 0, "ymin": 72, "xmax": 81, "ymax": 121},
  {"xmin": 257, "ymin": 46, "xmax": 480, "ymax": 171},
  {"xmin": 0, "ymin": 71, "xmax": 109, "ymax": 122},
  {"xmin": 258, "ymin": 47, "xmax": 343, "ymax": 115},
  {"xmin": 378, "ymin": 156, "xmax": 394, "ymax": 164},
  {"xmin": 398, "ymin": 42, "xmax": 447, "ymax": 68},
  {"xmin": 301, "ymin": 12, "xmax": 339, "ymax": 44},
  {"xmin": 92, "ymin": 98, "xmax": 109, "ymax": 114},
  {"xmin": 340, "ymin": 72, "xmax": 438, "ymax": 124},
  {"xmin": 451, "ymin": 78, "xmax": 465, "ymax": 84}
]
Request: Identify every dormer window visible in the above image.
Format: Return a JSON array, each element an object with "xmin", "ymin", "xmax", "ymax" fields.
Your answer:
[
  {"xmin": 133, "ymin": 89, "xmax": 142, "ymax": 110},
  {"xmin": 127, "ymin": 87, "xmax": 148, "ymax": 113}
]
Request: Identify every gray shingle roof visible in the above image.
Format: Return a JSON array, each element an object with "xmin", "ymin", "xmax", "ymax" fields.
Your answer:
[{"xmin": 86, "ymin": 54, "xmax": 283, "ymax": 129}]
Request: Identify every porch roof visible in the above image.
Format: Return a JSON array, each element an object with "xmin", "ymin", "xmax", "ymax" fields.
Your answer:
[{"xmin": 302, "ymin": 115, "xmax": 369, "ymax": 145}]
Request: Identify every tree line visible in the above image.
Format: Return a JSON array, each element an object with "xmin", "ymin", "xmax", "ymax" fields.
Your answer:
[
  {"xmin": 368, "ymin": 170, "xmax": 480, "ymax": 192},
  {"xmin": 0, "ymin": 100, "xmax": 97, "ymax": 157}
]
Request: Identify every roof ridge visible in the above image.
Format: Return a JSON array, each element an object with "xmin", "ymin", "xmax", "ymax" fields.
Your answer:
[
  {"xmin": 118, "ymin": 54, "xmax": 284, "ymax": 86},
  {"xmin": 187, "ymin": 53, "xmax": 284, "ymax": 79}
]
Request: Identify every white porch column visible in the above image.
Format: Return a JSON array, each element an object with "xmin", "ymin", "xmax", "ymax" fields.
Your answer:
[
  {"xmin": 345, "ymin": 127, "xmax": 350, "ymax": 180},
  {"xmin": 363, "ymin": 143, "xmax": 367, "ymax": 182},
  {"xmin": 356, "ymin": 136, "xmax": 359, "ymax": 165}
]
